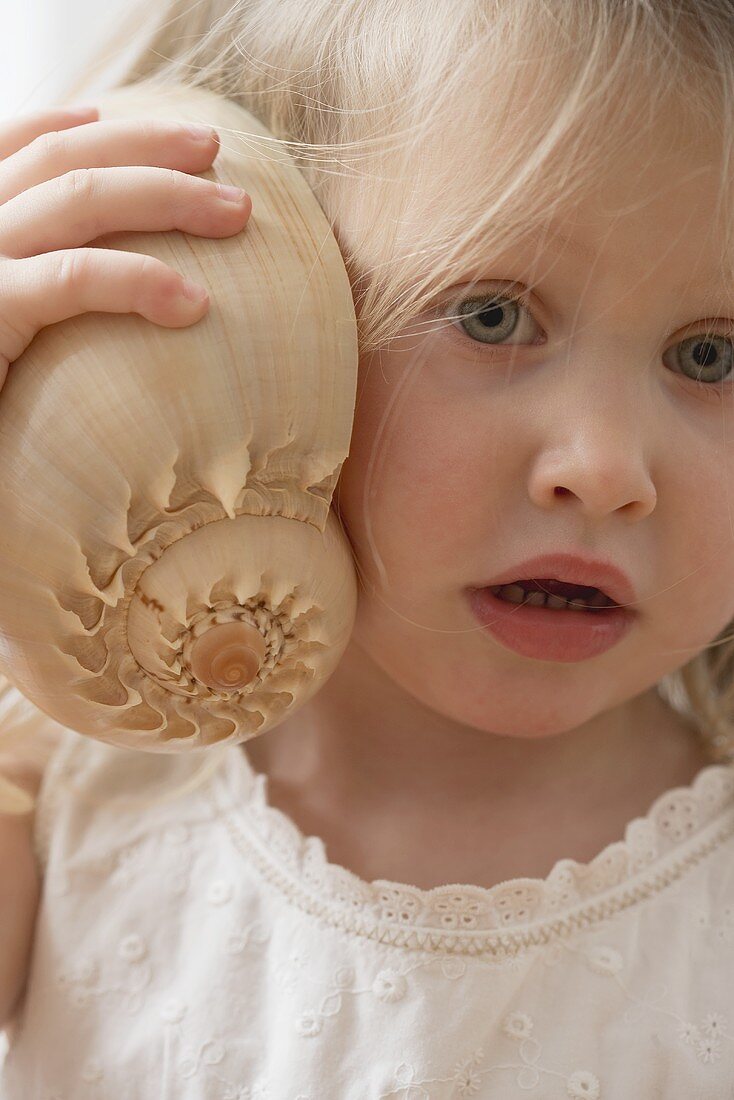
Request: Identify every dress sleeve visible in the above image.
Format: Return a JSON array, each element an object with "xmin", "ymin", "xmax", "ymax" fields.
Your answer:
[
  {"xmin": 0, "ymin": 673, "xmax": 70, "ymax": 777},
  {"xmin": 0, "ymin": 673, "xmax": 77, "ymax": 870}
]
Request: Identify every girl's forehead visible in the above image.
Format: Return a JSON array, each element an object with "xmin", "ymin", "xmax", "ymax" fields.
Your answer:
[
  {"xmin": 420, "ymin": 58, "xmax": 726, "ymax": 205},
  {"xmin": 410, "ymin": 127, "xmax": 728, "ymax": 265}
]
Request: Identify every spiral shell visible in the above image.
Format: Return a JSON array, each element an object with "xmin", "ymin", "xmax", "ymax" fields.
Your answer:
[{"xmin": 0, "ymin": 79, "xmax": 359, "ymax": 753}]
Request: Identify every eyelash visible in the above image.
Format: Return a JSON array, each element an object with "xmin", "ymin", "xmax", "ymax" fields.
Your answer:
[{"xmin": 429, "ymin": 285, "xmax": 734, "ymax": 398}]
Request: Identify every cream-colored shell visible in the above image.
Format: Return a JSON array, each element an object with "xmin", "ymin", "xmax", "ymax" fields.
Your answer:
[{"xmin": 0, "ymin": 80, "xmax": 358, "ymax": 759}]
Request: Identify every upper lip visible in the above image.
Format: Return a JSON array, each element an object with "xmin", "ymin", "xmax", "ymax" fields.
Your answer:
[{"xmin": 474, "ymin": 552, "xmax": 638, "ymax": 610}]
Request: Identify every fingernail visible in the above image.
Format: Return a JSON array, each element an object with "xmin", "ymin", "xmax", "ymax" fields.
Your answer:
[
  {"xmin": 186, "ymin": 124, "xmax": 217, "ymax": 142},
  {"xmin": 181, "ymin": 278, "xmax": 209, "ymax": 302},
  {"xmin": 217, "ymin": 183, "xmax": 247, "ymax": 203}
]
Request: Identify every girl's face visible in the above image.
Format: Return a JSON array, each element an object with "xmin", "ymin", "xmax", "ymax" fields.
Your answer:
[{"xmin": 333, "ymin": 132, "xmax": 734, "ymax": 739}]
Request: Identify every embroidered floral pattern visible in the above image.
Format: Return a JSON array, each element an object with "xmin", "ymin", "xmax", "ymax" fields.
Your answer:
[
  {"xmin": 567, "ymin": 1069, "xmax": 601, "ymax": 1098},
  {"xmin": 373, "ymin": 968, "xmax": 407, "ymax": 1003},
  {"xmin": 701, "ymin": 1012, "xmax": 727, "ymax": 1038},
  {"xmin": 452, "ymin": 1050, "xmax": 485, "ymax": 1096},
  {"xmin": 675, "ymin": 1013, "xmax": 731, "ymax": 1064},
  {"xmin": 207, "ymin": 878, "xmax": 234, "ymax": 905},
  {"xmin": 295, "ymin": 1011, "xmax": 322, "ymax": 1038},
  {"xmin": 502, "ymin": 1012, "xmax": 534, "ymax": 1040},
  {"xmin": 586, "ymin": 946, "xmax": 624, "ymax": 976},
  {"xmin": 372, "ymin": 1025, "xmax": 603, "ymax": 1097},
  {"xmin": 55, "ymin": 935, "xmax": 152, "ymax": 1015}
]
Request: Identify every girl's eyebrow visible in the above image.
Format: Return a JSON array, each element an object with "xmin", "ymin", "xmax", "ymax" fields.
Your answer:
[
  {"xmin": 516, "ymin": 228, "xmax": 728, "ymax": 295},
  {"xmin": 523, "ymin": 227, "xmax": 597, "ymax": 264}
]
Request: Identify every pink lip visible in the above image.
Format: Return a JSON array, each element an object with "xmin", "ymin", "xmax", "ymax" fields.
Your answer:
[
  {"xmin": 465, "ymin": 586, "xmax": 636, "ymax": 662},
  {"xmin": 472, "ymin": 551, "xmax": 638, "ymax": 610}
]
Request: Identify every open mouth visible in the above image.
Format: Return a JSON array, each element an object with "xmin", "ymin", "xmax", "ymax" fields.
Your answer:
[
  {"xmin": 466, "ymin": 579, "xmax": 635, "ymax": 661},
  {"xmin": 487, "ymin": 578, "xmax": 620, "ymax": 613}
]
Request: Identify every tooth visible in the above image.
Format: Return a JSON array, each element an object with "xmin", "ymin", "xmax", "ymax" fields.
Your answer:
[
  {"xmin": 498, "ymin": 583, "xmax": 526, "ymax": 604},
  {"xmin": 492, "ymin": 585, "xmax": 614, "ymax": 611}
]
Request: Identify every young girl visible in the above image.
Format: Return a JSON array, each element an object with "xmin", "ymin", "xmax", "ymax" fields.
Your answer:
[{"xmin": 2, "ymin": 0, "xmax": 734, "ymax": 1095}]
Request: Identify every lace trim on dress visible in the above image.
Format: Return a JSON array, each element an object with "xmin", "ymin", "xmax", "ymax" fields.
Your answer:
[{"xmin": 210, "ymin": 749, "xmax": 734, "ymax": 955}]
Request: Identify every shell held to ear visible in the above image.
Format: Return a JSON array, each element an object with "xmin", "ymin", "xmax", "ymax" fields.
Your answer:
[{"xmin": 0, "ymin": 79, "xmax": 359, "ymax": 761}]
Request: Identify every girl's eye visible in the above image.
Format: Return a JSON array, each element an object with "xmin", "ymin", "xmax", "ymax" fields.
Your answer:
[
  {"xmin": 444, "ymin": 290, "xmax": 543, "ymax": 349},
  {"xmin": 435, "ymin": 287, "xmax": 734, "ymax": 392},
  {"xmin": 662, "ymin": 334, "xmax": 734, "ymax": 389}
]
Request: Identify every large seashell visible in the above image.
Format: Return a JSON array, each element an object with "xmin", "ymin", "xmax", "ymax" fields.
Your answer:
[{"xmin": 0, "ymin": 79, "xmax": 359, "ymax": 757}]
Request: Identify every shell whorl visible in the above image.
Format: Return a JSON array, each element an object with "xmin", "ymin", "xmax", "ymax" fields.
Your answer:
[
  {"xmin": 0, "ymin": 79, "xmax": 359, "ymax": 753},
  {"xmin": 106, "ymin": 509, "xmax": 357, "ymax": 749},
  {"xmin": 188, "ymin": 622, "xmax": 267, "ymax": 692}
]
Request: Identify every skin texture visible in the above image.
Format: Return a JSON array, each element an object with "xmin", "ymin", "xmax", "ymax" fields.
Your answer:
[{"xmin": 245, "ymin": 110, "xmax": 733, "ymax": 889}]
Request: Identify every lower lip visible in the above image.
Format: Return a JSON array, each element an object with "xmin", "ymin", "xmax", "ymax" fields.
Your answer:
[{"xmin": 465, "ymin": 586, "xmax": 636, "ymax": 662}]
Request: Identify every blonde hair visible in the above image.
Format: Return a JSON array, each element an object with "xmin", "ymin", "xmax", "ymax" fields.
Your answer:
[{"xmin": 4, "ymin": 0, "xmax": 734, "ymax": 815}]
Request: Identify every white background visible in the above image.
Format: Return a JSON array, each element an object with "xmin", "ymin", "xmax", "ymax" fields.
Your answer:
[{"xmin": 1, "ymin": 0, "xmax": 131, "ymax": 117}]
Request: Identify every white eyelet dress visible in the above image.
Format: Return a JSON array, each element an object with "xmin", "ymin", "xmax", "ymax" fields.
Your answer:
[{"xmin": 2, "ymin": 701, "xmax": 734, "ymax": 1099}]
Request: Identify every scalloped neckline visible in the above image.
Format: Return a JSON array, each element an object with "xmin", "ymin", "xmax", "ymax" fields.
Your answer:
[{"xmin": 213, "ymin": 743, "xmax": 734, "ymax": 951}]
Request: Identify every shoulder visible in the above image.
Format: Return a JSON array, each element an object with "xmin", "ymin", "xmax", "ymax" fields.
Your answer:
[
  {"xmin": 0, "ymin": 675, "xmax": 74, "ymax": 816},
  {"xmin": 0, "ymin": 674, "xmax": 70, "ymax": 759}
]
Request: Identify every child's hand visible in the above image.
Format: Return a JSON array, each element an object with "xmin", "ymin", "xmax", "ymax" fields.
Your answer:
[{"xmin": 0, "ymin": 104, "xmax": 252, "ymax": 393}]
